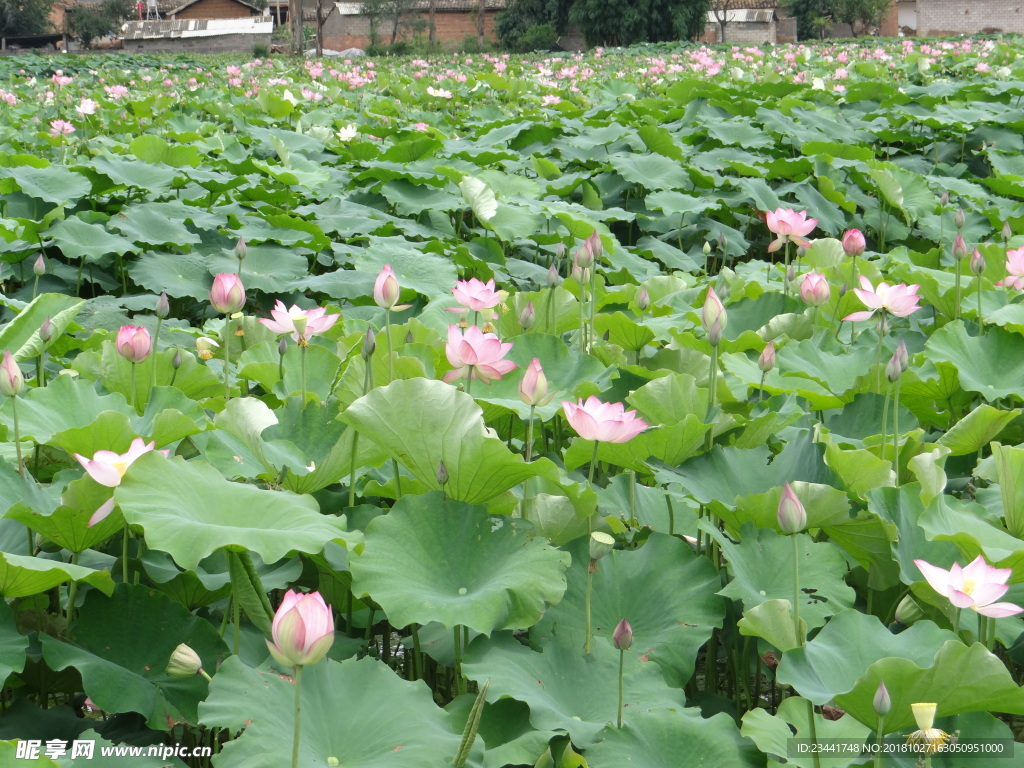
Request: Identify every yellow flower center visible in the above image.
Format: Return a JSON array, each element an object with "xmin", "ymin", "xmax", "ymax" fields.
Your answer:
[
  {"xmin": 961, "ymin": 579, "xmax": 976, "ymax": 595},
  {"xmin": 112, "ymin": 461, "xmax": 130, "ymax": 478}
]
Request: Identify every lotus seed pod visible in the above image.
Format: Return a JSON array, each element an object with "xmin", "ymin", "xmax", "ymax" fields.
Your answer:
[
  {"xmin": 166, "ymin": 643, "xmax": 203, "ymax": 678},
  {"xmin": 589, "ymin": 532, "xmax": 615, "ymax": 562}
]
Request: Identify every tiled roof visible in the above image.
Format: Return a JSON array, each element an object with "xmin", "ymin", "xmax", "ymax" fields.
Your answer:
[
  {"xmin": 334, "ymin": 0, "xmax": 506, "ymax": 10},
  {"xmin": 168, "ymin": 0, "xmax": 263, "ymax": 14},
  {"xmin": 712, "ymin": 0, "xmax": 777, "ymax": 9},
  {"xmin": 121, "ymin": 17, "xmax": 273, "ymax": 39}
]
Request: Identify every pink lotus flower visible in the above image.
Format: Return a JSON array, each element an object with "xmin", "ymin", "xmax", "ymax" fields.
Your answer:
[
  {"xmin": 914, "ymin": 556, "xmax": 1024, "ymax": 618},
  {"xmin": 766, "ymin": 208, "xmax": 817, "ymax": 252},
  {"xmin": 209, "ymin": 273, "xmax": 245, "ymax": 314},
  {"xmin": 76, "ymin": 98, "xmax": 98, "ymax": 116},
  {"xmin": 842, "ymin": 229, "xmax": 865, "ymax": 257},
  {"xmin": 74, "ymin": 438, "xmax": 168, "ymax": 488},
  {"xmin": 800, "ymin": 272, "xmax": 830, "ymax": 307},
  {"xmin": 843, "ymin": 276, "xmax": 922, "ymax": 322},
  {"xmin": 373, "ymin": 264, "xmax": 410, "ymax": 310},
  {"xmin": 88, "ymin": 498, "xmax": 116, "ymax": 528},
  {"xmin": 49, "ymin": 119, "xmax": 75, "ymax": 137},
  {"xmin": 0, "ymin": 350, "xmax": 24, "ymax": 398},
  {"xmin": 444, "ymin": 325, "xmax": 517, "ymax": 385},
  {"xmin": 447, "ymin": 277, "xmax": 506, "ymax": 314},
  {"xmin": 266, "ymin": 590, "xmax": 335, "ymax": 667},
  {"xmin": 115, "ymin": 325, "xmax": 152, "ymax": 364},
  {"xmin": 520, "ymin": 358, "xmax": 554, "ymax": 406},
  {"xmin": 996, "ymin": 246, "xmax": 1024, "ymax": 289},
  {"xmin": 258, "ymin": 300, "xmax": 339, "ymax": 345},
  {"xmin": 561, "ymin": 396, "xmax": 648, "ymax": 443}
]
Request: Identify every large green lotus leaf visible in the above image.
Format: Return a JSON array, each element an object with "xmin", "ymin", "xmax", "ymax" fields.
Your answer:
[
  {"xmin": 6, "ymin": 477, "xmax": 122, "ymax": 553},
  {"xmin": 129, "ymin": 252, "xmax": 212, "ymax": 301},
  {"xmin": 706, "ymin": 523, "xmax": 856, "ymax": 630},
  {"xmin": 235, "ymin": 342, "xmax": 342, "ymax": 402},
  {"xmin": 199, "ymin": 656, "xmax": 460, "ymax": 768},
  {"xmin": 587, "ymin": 708, "xmax": 763, "ymax": 768},
  {"xmin": 72, "ymin": 345, "xmax": 222, "ymax": 406},
  {"xmin": 778, "ymin": 610, "xmax": 1024, "ymax": 732},
  {"xmin": 89, "ymin": 154, "xmax": 178, "ymax": 193},
  {"xmin": 992, "ymin": 443, "xmax": 1024, "ymax": 539},
  {"xmin": 350, "ymin": 493, "xmax": 568, "ymax": 633},
  {"xmin": 341, "ymin": 379, "xmax": 560, "ymax": 504},
  {"xmin": 914, "ymin": 492, "xmax": 1024, "ymax": 578},
  {"xmin": 0, "ymin": 602, "xmax": 27, "ymax": 683},
  {"xmin": 0, "ymin": 551, "xmax": 114, "ymax": 598},
  {"xmin": 926, "ymin": 322, "xmax": 1024, "ymax": 401},
  {"xmin": 40, "ymin": 584, "xmax": 226, "ymax": 730},
  {"xmin": 597, "ymin": 475, "xmax": 700, "ymax": 537},
  {"xmin": 0, "ymin": 293, "xmax": 84, "ymax": 362},
  {"xmin": 627, "ymin": 373, "xmax": 707, "ymax": 426},
  {"xmin": 592, "ymin": 312, "xmax": 655, "ymax": 352},
  {"xmin": 937, "ymin": 404, "xmax": 1019, "ymax": 456},
  {"xmin": 740, "ymin": 696, "xmax": 870, "ymax": 768},
  {"xmin": 447, "ymin": 695, "xmax": 552, "ymax": 768},
  {"xmin": 264, "ymin": 399, "xmax": 362, "ymax": 495},
  {"xmin": 115, "ymin": 453, "xmax": 354, "ymax": 571},
  {"xmin": 462, "ymin": 633, "xmax": 682, "ymax": 748},
  {"xmin": 48, "ymin": 410, "xmax": 140, "ymax": 460},
  {"xmin": 4, "ymin": 165, "xmax": 91, "ymax": 204},
  {"xmin": 532, "ymin": 533, "xmax": 722, "ymax": 687},
  {"xmin": 110, "ymin": 204, "xmax": 201, "ymax": 247},
  {"xmin": 46, "ymin": 216, "xmax": 135, "ymax": 263},
  {"xmin": 737, "ymin": 599, "xmax": 807, "ymax": 653}
]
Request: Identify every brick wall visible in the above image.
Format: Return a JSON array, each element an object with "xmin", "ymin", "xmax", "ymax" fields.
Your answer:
[
  {"xmin": 917, "ymin": 0, "xmax": 1024, "ymax": 34},
  {"xmin": 125, "ymin": 32, "xmax": 271, "ymax": 52},
  {"xmin": 175, "ymin": 0, "xmax": 257, "ymax": 19},
  {"xmin": 322, "ymin": 8, "xmax": 499, "ymax": 50},
  {"xmin": 702, "ymin": 20, "xmax": 777, "ymax": 43}
]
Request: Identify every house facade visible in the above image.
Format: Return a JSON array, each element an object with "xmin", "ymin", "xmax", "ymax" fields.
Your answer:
[
  {"xmin": 321, "ymin": 0, "xmax": 506, "ymax": 51},
  {"xmin": 914, "ymin": 0, "xmax": 1024, "ymax": 34},
  {"xmin": 169, "ymin": 0, "xmax": 265, "ymax": 19}
]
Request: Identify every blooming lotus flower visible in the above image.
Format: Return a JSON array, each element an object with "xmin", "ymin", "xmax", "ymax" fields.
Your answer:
[
  {"xmin": 843, "ymin": 276, "xmax": 922, "ymax": 322},
  {"xmin": 562, "ymin": 396, "xmax": 648, "ymax": 443},
  {"xmin": 74, "ymin": 437, "xmax": 169, "ymax": 488},
  {"xmin": 519, "ymin": 358, "xmax": 554, "ymax": 406},
  {"xmin": 444, "ymin": 324, "xmax": 517, "ymax": 385},
  {"xmin": 0, "ymin": 350, "xmax": 24, "ymax": 398},
  {"xmin": 914, "ymin": 556, "xmax": 1024, "ymax": 618},
  {"xmin": 996, "ymin": 246, "xmax": 1024, "ymax": 289},
  {"xmin": 447, "ymin": 277, "xmax": 506, "ymax": 314},
  {"xmin": 799, "ymin": 272, "xmax": 830, "ymax": 307},
  {"xmin": 373, "ymin": 264, "xmax": 410, "ymax": 310},
  {"xmin": 209, "ymin": 273, "xmax": 245, "ymax": 314},
  {"xmin": 76, "ymin": 98, "xmax": 98, "ymax": 116},
  {"xmin": 842, "ymin": 229, "xmax": 865, "ymax": 257},
  {"xmin": 266, "ymin": 589, "xmax": 335, "ymax": 667},
  {"xmin": 765, "ymin": 208, "xmax": 817, "ymax": 252},
  {"xmin": 258, "ymin": 300, "xmax": 339, "ymax": 346},
  {"xmin": 49, "ymin": 119, "xmax": 75, "ymax": 137},
  {"xmin": 116, "ymin": 325, "xmax": 152, "ymax": 364}
]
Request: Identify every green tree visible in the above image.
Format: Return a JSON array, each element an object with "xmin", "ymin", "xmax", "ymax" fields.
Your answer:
[
  {"xmin": 833, "ymin": 0, "xmax": 890, "ymax": 34},
  {"xmin": 786, "ymin": 0, "xmax": 831, "ymax": 39},
  {"xmin": 569, "ymin": 0, "xmax": 709, "ymax": 47},
  {"xmin": 65, "ymin": 0, "xmax": 132, "ymax": 48},
  {"xmin": 0, "ymin": 0, "xmax": 55, "ymax": 37},
  {"xmin": 494, "ymin": 0, "xmax": 572, "ymax": 49}
]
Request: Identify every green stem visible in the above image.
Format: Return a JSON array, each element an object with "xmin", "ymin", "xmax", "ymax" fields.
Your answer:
[
  {"xmin": 10, "ymin": 395, "xmax": 23, "ymax": 478},
  {"xmin": 465, "ymin": 369, "xmax": 473, "ymax": 398},
  {"xmin": 385, "ymin": 308, "xmax": 393, "ymax": 383},
  {"xmin": 349, "ymin": 353, "xmax": 373, "ymax": 507},
  {"xmin": 954, "ymin": 260, "xmax": 962, "ymax": 320},
  {"xmin": 129, "ymin": 362, "xmax": 137, "ymax": 411},
  {"xmin": 411, "ymin": 624, "xmax": 423, "ymax": 680},
  {"xmin": 792, "ymin": 533, "xmax": 802, "ymax": 645},
  {"xmin": 880, "ymin": 382, "xmax": 892, "ymax": 464},
  {"xmin": 585, "ymin": 568, "xmax": 594, "ymax": 655},
  {"xmin": 150, "ymin": 317, "xmax": 162, "ymax": 394},
  {"xmin": 300, "ymin": 343, "xmax": 307, "ymax": 401},
  {"xmin": 588, "ymin": 264, "xmax": 598, "ymax": 353},
  {"xmin": 32, "ymin": 274, "xmax": 38, "ymax": 301},
  {"xmin": 874, "ymin": 714, "xmax": 885, "ymax": 768},
  {"xmin": 392, "ymin": 458, "xmax": 403, "ymax": 499},
  {"xmin": 953, "ymin": 607, "xmax": 962, "ymax": 638},
  {"xmin": 875, "ymin": 324, "xmax": 885, "ymax": 394},
  {"xmin": 36, "ymin": 352, "xmax": 44, "ymax": 389},
  {"xmin": 453, "ymin": 625, "xmax": 466, "ymax": 696},
  {"xmin": 617, "ymin": 648, "xmax": 625, "ymax": 728},
  {"xmin": 291, "ymin": 665, "xmax": 303, "ymax": 768},
  {"xmin": 986, "ymin": 616, "xmax": 996, "ymax": 651},
  {"xmin": 705, "ymin": 345, "xmax": 719, "ymax": 453},
  {"xmin": 783, "ymin": 241, "xmax": 791, "ymax": 297},
  {"xmin": 232, "ymin": 594, "xmax": 240, "ymax": 656},
  {"xmin": 892, "ymin": 377, "xmax": 901, "ymax": 482},
  {"xmin": 628, "ymin": 469, "xmax": 636, "ymax": 524},
  {"xmin": 223, "ymin": 317, "xmax": 231, "ymax": 402},
  {"xmin": 65, "ymin": 552, "xmax": 80, "ymax": 626},
  {"xmin": 758, "ymin": 371, "xmax": 766, "ymax": 404},
  {"xmin": 584, "ymin": 440, "xmax": 600, "ymax": 652},
  {"xmin": 665, "ymin": 492, "xmax": 675, "ymax": 536},
  {"xmin": 977, "ymin": 275, "xmax": 984, "ymax": 334},
  {"xmin": 122, "ymin": 521, "xmax": 130, "ymax": 583},
  {"xmin": 807, "ymin": 698, "xmax": 821, "ymax": 768},
  {"xmin": 523, "ymin": 405, "xmax": 535, "ymax": 509}
]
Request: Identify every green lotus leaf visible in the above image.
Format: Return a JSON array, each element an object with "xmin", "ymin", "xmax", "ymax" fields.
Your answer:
[
  {"xmin": 110, "ymin": 204, "xmax": 202, "ymax": 248},
  {"xmin": 4, "ymin": 165, "xmax": 91, "ymax": 204},
  {"xmin": 532, "ymin": 533, "xmax": 723, "ymax": 686},
  {"xmin": 927, "ymin": 322, "xmax": 1024, "ymax": 401},
  {"xmin": 46, "ymin": 216, "xmax": 135, "ymax": 263},
  {"xmin": 0, "ymin": 551, "xmax": 114, "ymax": 599},
  {"xmin": 115, "ymin": 453, "xmax": 355, "ymax": 571},
  {"xmin": 6, "ymin": 476, "xmax": 122, "ymax": 553},
  {"xmin": 39, "ymin": 584, "xmax": 226, "ymax": 730},
  {"xmin": 199, "ymin": 656, "xmax": 460, "ymax": 768},
  {"xmin": 351, "ymin": 493, "xmax": 568, "ymax": 633},
  {"xmin": 937, "ymin": 404, "xmax": 1019, "ymax": 456},
  {"xmin": 737, "ymin": 599, "xmax": 808, "ymax": 653},
  {"xmin": 0, "ymin": 292, "xmax": 84, "ymax": 362},
  {"xmin": 992, "ymin": 443, "xmax": 1024, "ymax": 539},
  {"xmin": 446, "ymin": 696, "xmax": 553, "ymax": 768},
  {"xmin": 0, "ymin": 602, "xmax": 28, "ymax": 683},
  {"xmin": 741, "ymin": 696, "xmax": 870, "ymax": 768}
]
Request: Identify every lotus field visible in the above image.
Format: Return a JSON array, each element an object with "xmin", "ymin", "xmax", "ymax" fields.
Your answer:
[{"xmin": 2, "ymin": 35, "xmax": 1024, "ymax": 767}]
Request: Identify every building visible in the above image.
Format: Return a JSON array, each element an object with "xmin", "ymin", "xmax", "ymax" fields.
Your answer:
[
  {"xmin": 120, "ymin": 16, "xmax": 273, "ymax": 52},
  {"xmin": 321, "ymin": 0, "xmax": 507, "ymax": 51},
  {"xmin": 703, "ymin": 7, "xmax": 781, "ymax": 44},
  {"xmin": 168, "ymin": 0, "xmax": 266, "ymax": 19},
  {"xmin": 914, "ymin": 0, "xmax": 1024, "ymax": 35}
]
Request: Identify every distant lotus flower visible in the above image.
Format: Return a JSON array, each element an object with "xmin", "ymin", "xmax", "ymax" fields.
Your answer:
[
  {"xmin": 0, "ymin": 350, "xmax": 24, "ymax": 398},
  {"xmin": 444, "ymin": 324, "xmax": 517, "ymax": 385},
  {"xmin": 49, "ymin": 119, "xmax": 75, "ymax": 137},
  {"xmin": 612, "ymin": 619, "xmax": 633, "ymax": 651},
  {"xmin": 209, "ymin": 273, "xmax": 245, "ymax": 314},
  {"xmin": 519, "ymin": 358, "xmax": 553, "ymax": 406},
  {"xmin": 448, "ymin": 277, "xmax": 506, "ymax": 314},
  {"xmin": 843, "ymin": 276, "xmax": 922, "ymax": 322},
  {"xmin": 115, "ymin": 325, "xmax": 152, "ymax": 364},
  {"xmin": 259, "ymin": 300, "xmax": 340, "ymax": 346},
  {"xmin": 914, "ymin": 556, "xmax": 1024, "ymax": 618},
  {"xmin": 196, "ymin": 336, "xmax": 220, "ymax": 360},
  {"xmin": 76, "ymin": 98, "xmax": 98, "ymax": 116},
  {"xmin": 562, "ymin": 396, "xmax": 648, "ymax": 443},
  {"xmin": 842, "ymin": 229, "xmax": 865, "ymax": 257},
  {"xmin": 74, "ymin": 437, "xmax": 168, "ymax": 488},
  {"xmin": 777, "ymin": 482, "xmax": 806, "ymax": 534},
  {"xmin": 765, "ymin": 208, "xmax": 817, "ymax": 252},
  {"xmin": 800, "ymin": 272, "xmax": 830, "ymax": 306},
  {"xmin": 266, "ymin": 589, "xmax": 335, "ymax": 667},
  {"xmin": 996, "ymin": 246, "xmax": 1024, "ymax": 289},
  {"xmin": 336, "ymin": 124, "xmax": 358, "ymax": 141}
]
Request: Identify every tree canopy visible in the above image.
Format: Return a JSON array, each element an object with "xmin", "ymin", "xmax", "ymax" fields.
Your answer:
[{"xmin": 0, "ymin": 0, "xmax": 56, "ymax": 37}]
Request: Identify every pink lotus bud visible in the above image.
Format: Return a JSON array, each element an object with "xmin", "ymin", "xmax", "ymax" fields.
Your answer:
[
  {"xmin": 612, "ymin": 618, "xmax": 633, "ymax": 651},
  {"xmin": 970, "ymin": 248, "xmax": 986, "ymax": 275},
  {"xmin": 873, "ymin": 681, "xmax": 891, "ymax": 716},
  {"xmin": 586, "ymin": 231, "xmax": 603, "ymax": 261},
  {"xmin": 758, "ymin": 341, "xmax": 775, "ymax": 373},
  {"xmin": 777, "ymin": 482, "xmax": 806, "ymax": 534},
  {"xmin": 574, "ymin": 242, "xmax": 593, "ymax": 270},
  {"xmin": 718, "ymin": 232, "xmax": 728, "ymax": 250},
  {"xmin": 800, "ymin": 272, "xmax": 830, "ymax": 307},
  {"xmin": 954, "ymin": 208, "xmax": 966, "ymax": 229},
  {"xmin": 519, "ymin": 358, "xmax": 553, "ymax": 406},
  {"xmin": 546, "ymin": 263, "xmax": 561, "ymax": 288},
  {"xmin": 842, "ymin": 229, "xmax": 865, "ymax": 258},
  {"xmin": 701, "ymin": 287, "xmax": 727, "ymax": 346},
  {"xmin": 172, "ymin": 350, "xmax": 182, "ymax": 369},
  {"xmin": 637, "ymin": 286, "xmax": 650, "ymax": 311},
  {"xmin": 519, "ymin": 301, "xmax": 535, "ymax": 330},
  {"xmin": 952, "ymin": 233, "xmax": 968, "ymax": 260},
  {"xmin": 39, "ymin": 317, "xmax": 54, "ymax": 343},
  {"xmin": 155, "ymin": 291, "xmax": 169, "ymax": 319},
  {"xmin": 234, "ymin": 237, "xmax": 247, "ymax": 261},
  {"xmin": 266, "ymin": 589, "xmax": 335, "ymax": 668},
  {"xmin": 939, "ymin": 191, "xmax": 949, "ymax": 206},
  {"xmin": 0, "ymin": 350, "xmax": 24, "ymax": 397},
  {"xmin": 373, "ymin": 264, "xmax": 401, "ymax": 309},
  {"xmin": 885, "ymin": 352, "xmax": 902, "ymax": 383},
  {"xmin": 554, "ymin": 243, "xmax": 565, "ymax": 261},
  {"xmin": 33, "ymin": 253, "xmax": 46, "ymax": 276},
  {"xmin": 209, "ymin": 273, "xmax": 245, "ymax": 314},
  {"xmin": 116, "ymin": 325, "xmax": 152, "ymax": 364},
  {"xmin": 1002, "ymin": 221, "xmax": 1012, "ymax": 243}
]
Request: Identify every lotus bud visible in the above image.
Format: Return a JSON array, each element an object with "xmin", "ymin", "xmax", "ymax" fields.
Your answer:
[
  {"xmin": 266, "ymin": 590, "xmax": 335, "ymax": 668},
  {"xmin": 796, "ymin": 245, "xmax": 807, "ymax": 260},
  {"xmin": 701, "ymin": 287, "xmax": 727, "ymax": 346},
  {"xmin": 234, "ymin": 237, "xmax": 247, "ymax": 261},
  {"xmin": 166, "ymin": 643, "xmax": 204, "ymax": 678},
  {"xmin": 546, "ymin": 263, "xmax": 561, "ymax": 288},
  {"xmin": 554, "ymin": 243, "xmax": 565, "ymax": 261},
  {"xmin": 574, "ymin": 242, "xmax": 593, "ymax": 270},
  {"xmin": 970, "ymin": 248, "xmax": 986, "ymax": 275},
  {"xmin": 718, "ymin": 232, "xmax": 728, "ymax": 250},
  {"xmin": 777, "ymin": 482, "xmax": 806, "ymax": 534},
  {"xmin": 612, "ymin": 618, "xmax": 633, "ymax": 651},
  {"xmin": 637, "ymin": 286, "xmax": 650, "ymax": 311},
  {"xmin": 0, "ymin": 350, "xmax": 24, "ymax": 398},
  {"xmin": 33, "ymin": 253, "xmax": 46, "ymax": 276},
  {"xmin": 155, "ymin": 291, "xmax": 169, "ymax": 319},
  {"xmin": 436, "ymin": 460, "xmax": 448, "ymax": 486},
  {"xmin": 786, "ymin": 264, "xmax": 796, "ymax": 285},
  {"xmin": 758, "ymin": 341, "xmax": 775, "ymax": 373},
  {"xmin": 209, "ymin": 273, "xmax": 245, "ymax": 314},
  {"xmin": 519, "ymin": 358, "xmax": 553, "ymax": 407},
  {"xmin": 894, "ymin": 339, "xmax": 908, "ymax": 373},
  {"xmin": 373, "ymin": 264, "xmax": 401, "ymax": 309},
  {"xmin": 586, "ymin": 231, "xmax": 603, "ymax": 261},
  {"xmin": 952, "ymin": 232, "xmax": 968, "ymax": 260},
  {"xmin": 39, "ymin": 317, "xmax": 54, "ymax": 343},
  {"xmin": 172, "ymin": 350, "xmax": 182, "ymax": 369},
  {"xmin": 842, "ymin": 228, "xmax": 865, "ymax": 258},
  {"xmin": 115, "ymin": 325, "xmax": 152, "ymax": 364},
  {"xmin": 885, "ymin": 351, "xmax": 902, "ymax": 383},
  {"xmin": 1002, "ymin": 221, "xmax": 1012, "ymax": 243},
  {"xmin": 954, "ymin": 208, "xmax": 965, "ymax": 229},
  {"xmin": 894, "ymin": 594, "xmax": 925, "ymax": 625},
  {"xmin": 873, "ymin": 681, "xmax": 891, "ymax": 716},
  {"xmin": 519, "ymin": 301, "xmax": 535, "ymax": 330},
  {"xmin": 939, "ymin": 191, "xmax": 949, "ymax": 206},
  {"xmin": 406, "ymin": 329, "xmax": 414, "ymax": 344},
  {"xmin": 703, "ymin": 241, "xmax": 712, "ymax": 255},
  {"xmin": 361, "ymin": 328, "xmax": 375, "ymax": 360},
  {"xmin": 911, "ymin": 702, "xmax": 937, "ymax": 732},
  {"xmin": 799, "ymin": 272, "xmax": 830, "ymax": 307},
  {"xmin": 278, "ymin": 337, "xmax": 289, "ymax": 358}
]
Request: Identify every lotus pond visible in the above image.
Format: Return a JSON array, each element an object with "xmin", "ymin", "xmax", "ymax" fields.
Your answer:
[{"xmin": 0, "ymin": 36, "xmax": 1023, "ymax": 767}]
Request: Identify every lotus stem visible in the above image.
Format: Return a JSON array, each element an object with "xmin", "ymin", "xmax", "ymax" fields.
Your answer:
[
  {"xmin": 584, "ymin": 439, "xmax": 600, "ymax": 653},
  {"xmin": 129, "ymin": 361, "xmax": 137, "ymax": 411},
  {"xmin": 36, "ymin": 352, "xmax": 44, "ymax": 389},
  {"xmin": 880, "ymin": 382, "xmax": 891, "ymax": 464},
  {"xmin": 585, "ymin": 567, "xmax": 594, "ymax": 656},
  {"xmin": 617, "ymin": 647, "xmax": 625, "ymax": 728},
  {"xmin": 874, "ymin": 714, "xmax": 885, "ymax": 768},
  {"xmin": 986, "ymin": 616, "xmax": 995, "ymax": 651},
  {"xmin": 122, "ymin": 521, "xmax": 130, "ymax": 583},
  {"xmin": 385, "ymin": 308, "xmax": 393, "ymax": 383},
  {"xmin": 954, "ymin": 260, "xmax": 962, "ymax": 320},
  {"xmin": 223, "ymin": 317, "xmax": 231, "ymax": 402},
  {"xmin": 411, "ymin": 624, "xmax": 423, "ymax": 680},
  {"xmin": 705, "ymin": 345, "xmax": 719, "ymax": 452},
  {"xmin": 151, "ymin": 317, "xmax": 162, "ymax": 393},
  {"xmin": 66, "ymin": 552, "xmax": 79, "ymax": 625},
  {"xmin": 892, "ymin": 377, "xmax": 901, "ymax": 482},
  {"xmin": 291, "ymin": 664, "xmax": 303, "ymax": 768},
  {"xmin": 522, "ymin": 405, "xmax": 536, "ymax": 509},
  {"xmin": 453, "ymin": 625, "xmax": 466, "ymax": 696},
  {"xmin": 588, "ymin": 264, "xmax": 598, "ymax": 353},
  {"xmin": 232, "ymin": 594, "xmax": 240, "ymax": 656},
  {"xmin": 953, "ymin": 607, "xmax": 962, "ymax": 639},
  {"xmin": 977, "ymin": 276, "xmax": 984, "ymax": 335},
  {"xmin": 792, "ymin": 534, "xmax": 801, "ymax": 645},
  {"xmin": 10, "ymin": 395, "xmax": 23, "ymax": 478},
  {"xmin": 783, "ymin": 241, "xmax": 791, "ymax": 297},
  {"xmin": 758, "ymin": 371, "xmax": 766, "ymax": 403},
  {"xmin": 628, "ymin": 469, "xmax": 636, "ymax": 524},
  {"xmin": 32, "ymin": 273, "xmax": 38, "ymax": 301},
  {"xmin": 300, "ymin": 343, "xmax": 307, "ymax": 402}
]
